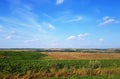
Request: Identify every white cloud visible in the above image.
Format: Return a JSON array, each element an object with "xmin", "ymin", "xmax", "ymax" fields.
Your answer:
[
  {"xmin": 13, "ymin": 7, "xmax": 45, "ymax": 32},
  {"xmin": 99, "ymin": 16, "xmax": 119, "ymax": 26},
  {"xmin": 78, "ymin": 33, "xmax": 89, "ymax": 40},
  {"xmin": 42, "ymin": 22, "xmax": 56, "ymax": 30},
  {"xmin": 56, "ymin": 0, "xmax": 64, "ymax": 5},
  {"xmin": 5, "ymin": 35, "xmax": 12, "ymax": 40},
  {"xmin": 67, "ymin": 36, "xmax": 76, "ymax": 40},
  {"xmin": 43, "ymin": 12, "xmax": 83, "ymax": 23},
  {"xmin": 47, "ymin": 24, "xmax": 56, "ymax": 30},
  {"xmin": 4, "ymin": 31, "xmax": 16, "ymax": 40},
  {"xmin": 100, "ymin": 19, "xmax": 115, "ymax": 26},
  {"xmin": 1, "ymin": 6, "xmax": 38, "ymax": 29},
  {"xmin": 24, "ymin": 39, "xmax": 40, "ymax": 43},
  {"xmin": 99, "ymin": 38, "xmax": 104, "ymax": 42},
  {"xmin": 43, "ymin": 13, "xmax": 55, "ymax": 21},
  {"xmin": 0, "ymin": 5, "xmax": 57, "ymax": 33},
  {"xmin": 0, "ymin": 17, "xmax": 16, "ymax": 24},
  {"xmin": 67, "ymin": 33, "xmax": 89, "ymax": 40},
  {"xmin": 103, "ymin": 16, "xmax": 110, "ymax": 20},
  {"xmin": 66, "ymin": 16, "xmax": 83, "ymax": 23}
]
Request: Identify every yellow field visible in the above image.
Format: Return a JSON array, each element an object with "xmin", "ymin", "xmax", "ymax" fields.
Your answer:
[{"xmin": 43, "ymin": 52, "xmax": 120, "ymax": 60}]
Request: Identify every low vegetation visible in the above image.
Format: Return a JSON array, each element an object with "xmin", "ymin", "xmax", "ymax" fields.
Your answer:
[
  {"xmin": 0, "ymin": 50, "xmax": 120, "ymax": 79},
  {"xmin": 43, "ymin": 52, "xmax": 120, "ymax": 60},
  {"xmin": 0, "ymin": 51, "xmax": 47, "ymax": 60}
]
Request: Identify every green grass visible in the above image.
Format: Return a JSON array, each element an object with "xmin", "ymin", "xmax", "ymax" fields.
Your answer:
[
  {"xmin": 0, "ymin": 59, "xmax": 120, "ymax": 74},
  {"xmin": 0, "ymin": 51, "xmax": 47, "ymax": 60},
  {"xmin": 47, "ymin": 75, "xmax": 120, "ymax": 79},
  {"xmin": 0, "ymin": 51, "xmax": 120, "ymax": 79}
]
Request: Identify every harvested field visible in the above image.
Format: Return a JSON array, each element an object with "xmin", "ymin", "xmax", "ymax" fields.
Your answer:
[{"xmin": 43, "ymin": 52, "xmax": 120, "ymax": 60}]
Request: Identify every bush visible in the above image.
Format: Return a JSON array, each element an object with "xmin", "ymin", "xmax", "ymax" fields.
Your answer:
[{"xmin": 88, "ymin": 60, "xmax": 102, "ymax": 69}]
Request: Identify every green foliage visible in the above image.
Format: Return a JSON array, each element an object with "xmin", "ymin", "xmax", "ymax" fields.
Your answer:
[
  {"xmin": 0, "ymin": 59, "xmax": 120, "ymax": 74},
  {"xmin": 48, "ymin": 75, "xmax": 120, "ymax": 79},
  {"xmin": 0, "ymin": 51, "xmax": 47, "ymax": 60},
  {"xmin": 89, "ymin": 60, "xmax": 102, "ymax": 69},
  {"xmin": 0, "ymin": 51, "xmax": 120, "ymax": 78}
]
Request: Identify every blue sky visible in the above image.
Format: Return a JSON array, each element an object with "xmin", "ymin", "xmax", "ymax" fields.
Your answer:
[{"xmin": 0, "ymin": 0, "xmax": 120, "ymax": 48}]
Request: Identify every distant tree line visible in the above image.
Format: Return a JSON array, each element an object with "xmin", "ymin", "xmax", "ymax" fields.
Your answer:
[
  {"xmin": 0, "ymin": 48, "xmax": 120, "ymax": 53},
  {"xmin": 35, "ymin": 48, "xmax": 120, "ymax": 53}
]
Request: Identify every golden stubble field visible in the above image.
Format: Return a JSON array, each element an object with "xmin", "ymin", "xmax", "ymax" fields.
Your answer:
[{"xmin": 42, "ymin": 52, "xmax": 120, "ymax": 60}]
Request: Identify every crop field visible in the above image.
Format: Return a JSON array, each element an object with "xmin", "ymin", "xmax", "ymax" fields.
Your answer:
[
  {"xmin": 43, "ymin": 52, "xmax": 120, "ymax": 60},
  {"xmin": 0, "ymin": 50, "xmax": 120, "ymax": 79}
]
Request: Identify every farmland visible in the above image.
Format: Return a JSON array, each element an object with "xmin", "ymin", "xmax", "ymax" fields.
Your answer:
[
  {"xmin": 43, "ymin": 52, "xmax": 120, "ymax": 60},
  {"xmin": 0, "ymin": 49, "xmax": 120, "ymax": 79}
]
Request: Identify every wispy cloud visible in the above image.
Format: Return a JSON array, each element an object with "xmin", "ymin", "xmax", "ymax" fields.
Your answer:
[
  {"xmin": 56, "ymin": 0, "xmax": 64, "ymax": 5},
  {"xmin": 103, "ymin": 16, "xmax": 110, "ymax": 20},
  {"xmin": 67, "ymin": 36, "xmax": 76, "ymax": 40},
  {"xmin": 5, "ymin": 31, "xmax": 16, "ymax": 40},
  {"xmin": 67, "ymin": 33, "xmax": 89, "ymax": 40},
  {"xmin": 99, "ymin": 38, "xmax": 104, "ymax": 42},
  {"xmin": 0, "ymin": 17, "xmax": 18, "ymax": 24},
  {"xmin": 42, "ymin": 22, "xmax": 56, "ymax": 30},
  {"xmin": 99, "ymin": 16, "xmax": 119, "ymax": 26},
  {"xmin": 66, "ymin": 16, "xmax": 83, "ymax": 23},
  {"xmin": 0, "ymin": 5, "xmax": 56, "ymax": 33},
  {"xmin": 5, "ymin": 35, "xmax": 12, "ymax": 40},
  {"xmin": 43, "ymin": 13, "xmax": 55, "ymax": 21},
  {"xmin": 100, "ymin": 19, "xmax": 115, "ymax": 26},
  {"xmin": 78, "ymin": 33, "xmax": 89, "ymax": 40},
  {"xmin": 24, "ymin": 39, "xmax": 40, "ymax": 43},
  {"xmin": 0, "ymin": 3, "xmax": 58, "ymax": 47},
  {"xmin": 43, "ymin": 13, "xmax": 83, "ymax": 23}
]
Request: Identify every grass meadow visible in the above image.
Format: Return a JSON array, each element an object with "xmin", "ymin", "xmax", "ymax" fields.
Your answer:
[{"xmin": 0, "ymin": 51, "xmax": 120, "ymax": 79}]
